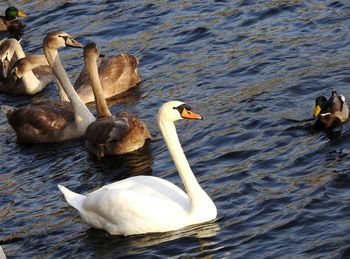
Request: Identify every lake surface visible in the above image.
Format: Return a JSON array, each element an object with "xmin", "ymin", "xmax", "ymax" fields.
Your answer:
[{"xmin": 1, "ymin": 0, "xmax": 350, "ymax": 258}]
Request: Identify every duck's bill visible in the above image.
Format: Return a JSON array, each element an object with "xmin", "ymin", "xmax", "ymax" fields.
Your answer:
[
  {"xmin": 181, "ymin": 109, "xmax": 203, "ymax": 120},
  {"xmin": 313, "ymin": 105, "xmax": 321, "ymax": 117},
  {"xmin": 65, "ymin": 38, "xmax": 84, "ymax": 48},
  {"xmin": 17, "ymin": 12, "xmax": 27, "ymax": 18}
]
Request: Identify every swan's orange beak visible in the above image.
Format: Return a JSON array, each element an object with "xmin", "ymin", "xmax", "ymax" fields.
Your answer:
[{"xmin": 181, "ymin": 108, "xmax": 203, "ymax": 120}]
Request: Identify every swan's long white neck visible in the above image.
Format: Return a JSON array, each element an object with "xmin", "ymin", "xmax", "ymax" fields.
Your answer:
[
  {"xmin": 158, "ymin": 118, "xmax": 207, "ymax": 214},
  {"xmin": 44, "ymin": 47, "xmax": 95, "ymax": 129}
]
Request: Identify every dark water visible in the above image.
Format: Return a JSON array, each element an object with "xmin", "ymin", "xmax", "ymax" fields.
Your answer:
[{"xmin": 1, "ymin": 0, "xmax": 350, "ymax": 257}]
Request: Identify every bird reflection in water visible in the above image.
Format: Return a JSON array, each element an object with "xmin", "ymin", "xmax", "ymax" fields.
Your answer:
[
  {"xmin": 82, "ymin": 220, "xmax": 220, "ymax": 257},
  {"xmin": 84, "ymin": 141, "xmax": 154, "ymax": 184}
]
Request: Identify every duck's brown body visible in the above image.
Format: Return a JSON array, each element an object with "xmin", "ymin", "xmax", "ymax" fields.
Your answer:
[
  {"xmin": 314, "ymin": 114, "xmax": 342, "ymax": 130},
  {"xmin": 314, "ymin": 90, "xmax": 349, "ymax": 130},
  {"xmin": 0, "ymin": 17, "xmax": 21, "ymax": 31}
]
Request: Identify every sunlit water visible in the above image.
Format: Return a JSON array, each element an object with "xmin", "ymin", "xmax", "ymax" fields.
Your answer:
[{"xmin": 1, "ymin": 0, "xmax": 350, "ymax": 257}]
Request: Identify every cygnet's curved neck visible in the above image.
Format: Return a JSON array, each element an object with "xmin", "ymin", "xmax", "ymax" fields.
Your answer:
[
  {"xmin": 25, "ymin": 55, "xmax": 49, "ymax": 68},
  {"xmin": 2, "ymin": 40, "xmax": 25, "ymax": 77},
  {"xmin": 44, "ymin": 46, "xmax": 95, "ymax": 128},
  {"xmin": 12, "ymin": 40, "xmax": 25, "ymax": 59},
  {"xmin": 158, "ymin": 118, "xmax": 205, "ymax": 213},
  {"xmin": 21, "ymin": 71, "xmax": 41, "ymax": 93},
  {"xmin": 20, "ymin": 55, "xmax": 48, "ymax": 94},
  {"xmin": 85, "ymin": 53, "xmax": 111, "ymax": 117}
]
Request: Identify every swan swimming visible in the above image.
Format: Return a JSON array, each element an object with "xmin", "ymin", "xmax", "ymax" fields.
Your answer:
[{"xmin": 58, "ymin": 101, "xmax": 217, "ymax": 235}]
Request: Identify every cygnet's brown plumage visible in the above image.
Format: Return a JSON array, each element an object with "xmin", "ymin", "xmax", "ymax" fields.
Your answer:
[
  {"xmin": 0, "ymin": 38, "xmax": 24, "ymax": 79},
  {"xmin": 9, "ymin": 54, "xmax": 54, "ymax": 95},
  {"xmin": 84, "ymin": 43, "xmax": 150, "ymax": 158},
  {"xmin": 3, "ymin": 31, "xmax": 95, "ymax": 143},
  {"xmin": 73, "ymin": 48, "xmax": 141, "ymax": 104},
  {"xmin": 0, "ymin": 38, "xmax": 54, "ymax": 95},
  {"xmin": 5, "ymin": 100, "xmax": 75, "ymax": 143}
]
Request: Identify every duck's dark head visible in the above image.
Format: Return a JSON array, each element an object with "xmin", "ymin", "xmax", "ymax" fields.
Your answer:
[
  {"xmin": 5, "ymin": 7, "xmax": 27, "ymax": 21},
  {"xmin": 314, "ymin": 96, "xmax": 329, "ymax": 117}
]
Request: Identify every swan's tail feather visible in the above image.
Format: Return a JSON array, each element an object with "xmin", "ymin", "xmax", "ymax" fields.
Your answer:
[
  {"xmin": 1, "ymin": 105, "xmax": 14, "ymax": 116},
  {"xmin": 58, "ymin": 184, "xmax": 85, "ymax": 212},
  {"xmin": 0, "ymin": 245, "xmax": 6, "ymax": 259}
]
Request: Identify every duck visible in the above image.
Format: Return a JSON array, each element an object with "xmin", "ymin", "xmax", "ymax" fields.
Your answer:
[
  {"xmin": 314, "ymin": 90, "xmax": 349, "ymax": 129},
  {"xmin": 2, "ymin": 31, "xmax": 95, "ymax": 143},
  {"xmin": 71, "ymin": 44, "xmax": 141, "ymax": 104},
  {"xmin": 10, "ymin": 54, "xmax": 54, "ymax": 95},
  {"xmin": 58, "ymin": 101, "xmax": 217, "ymax": 235},
  {"xmin": 83, "ymin": 43, "xmax": 150, "ymax": 158},
  {"xmin": 0, "ymin": 38, "xmax": 53, "ymax": 94},
  {"xmin": 0, "ymin": 6, "xmax": 27, "ymax": 32}
]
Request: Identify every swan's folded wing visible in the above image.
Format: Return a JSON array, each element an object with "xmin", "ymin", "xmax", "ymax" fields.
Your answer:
[
  {"xmin": 8, "ymin": 101, "xmax": 74, "ymax": 130},
  {"xmin": 7, "ymin": 101, "xmax": 74, "ymax": 143},
  {"xmin": 81, "ymin": 179, "xmax": 189, "ymax": 234},
  {"xmin": 99, "ymin": 54, "xmax": 127, "ymax": 81},
  {"xmin": 74, "ymin": 57, "xmax": 103, "ymax": 90},
  {"xmin": 124, "ymin": 54, "xmax": 139, "ymax": 70},
  {"xmin": 74, "ymin": 55, "xmax": 127, "ymax": 90},
  {"xmin": 85, "ymin": 116, "xmax": 130, "ymax": 145}
]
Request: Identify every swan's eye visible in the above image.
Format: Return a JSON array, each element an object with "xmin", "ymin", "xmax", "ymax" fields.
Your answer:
[
  {"xmin": 59, "ymin": 35, "xmax": 69, "ymax": 42},
  {"xmin": 174, "ymin": 104, "xmax": 191, "ymax": 116}
]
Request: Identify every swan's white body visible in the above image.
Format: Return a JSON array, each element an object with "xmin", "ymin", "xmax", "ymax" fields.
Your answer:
[
  {"xmin": 0, "ymin": 245, "xmax": 6, "ymax": 259},
  {"xmin": 59, "ymin": 101, "xmax": 217, "ymax": 235}
]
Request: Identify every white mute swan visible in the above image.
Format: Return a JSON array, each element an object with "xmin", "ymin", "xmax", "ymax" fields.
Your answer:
[
  {"xmin": 58, "ymin": 101, "xmax": 217, "ymax": 235},
  {"xmin": 0, "ymin": 38, "xmax": 53, "ymax": 94},
  {"xmin": 83, "ymin": 43, "xmax": 150, "ymax": 157},
  {"xmin": 3, "ymin": 31, "xmax": 94, "ymax": 143},
  {"xmin": 0, "ymin": 245, "xmax": 6, "ymax": 259},
  {"xmin": 72, "ymin": 44, "xmax": 141, "ymax": 104}
]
